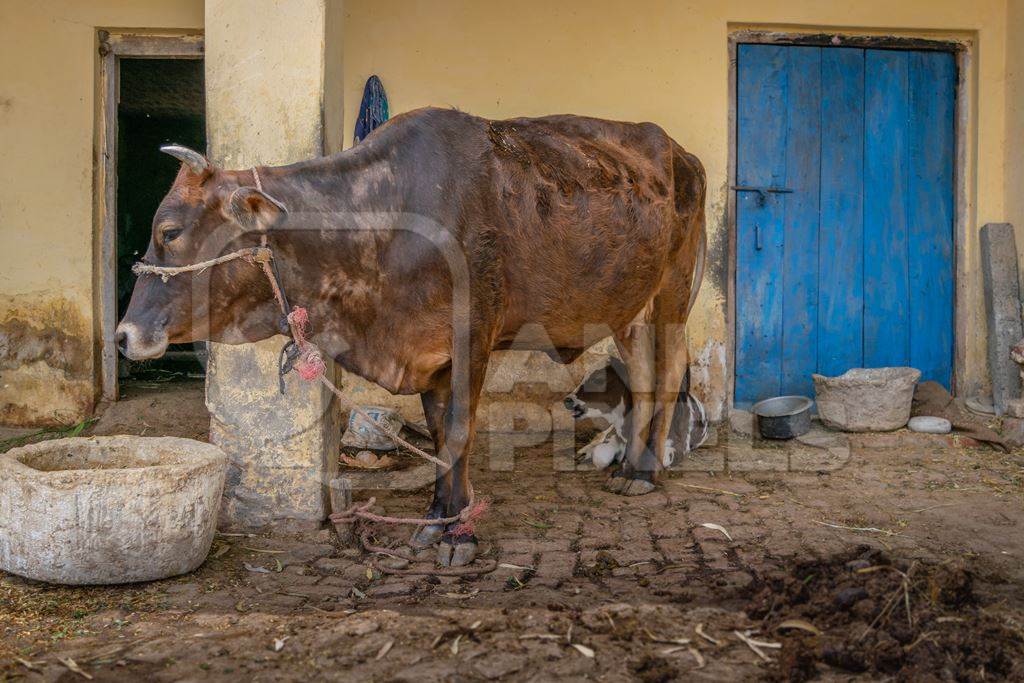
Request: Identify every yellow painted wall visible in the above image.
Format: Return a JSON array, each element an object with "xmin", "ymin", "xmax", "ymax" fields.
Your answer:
[
  {"xmin": 0, "ymin": 0, "xmax": 1017, "ymax": 425},
  {"xmin": 343, "ymin": 0, "xmax": 1010, "ymax": 416},
  {"xmin": 0, "ymin": 0, "xmax": 203, "ymax": 425},
  {"xmin": 1007, "ymin": 0, "xmax": 1024, "ymax": 268}
]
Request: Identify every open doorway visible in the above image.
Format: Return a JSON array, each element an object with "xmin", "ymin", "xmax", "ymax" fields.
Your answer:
[
  {"xmin": 96, "ymin": 33, "xmax": 204, "ymax": 400},
  {"xmin": 117, "ymin": 58, "xmax": 206, "ymax": 383}
]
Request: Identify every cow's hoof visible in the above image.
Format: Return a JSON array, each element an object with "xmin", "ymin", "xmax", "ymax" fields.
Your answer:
[
  {"xmin": 437, "ymin": 533, "xmax": 478, "ymax": 567},
  {"xmin": 620, "ymin": 478, "xmax": 657, "ymax": 496},
  {"xmin": 409, "ymin": 523, "xmax": 444, "ymax": 549}
]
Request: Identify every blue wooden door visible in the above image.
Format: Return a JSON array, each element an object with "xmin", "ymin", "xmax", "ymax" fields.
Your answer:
[{"xmin": 735, "ymin": 45, "xmax": 955, "ymax": 405}]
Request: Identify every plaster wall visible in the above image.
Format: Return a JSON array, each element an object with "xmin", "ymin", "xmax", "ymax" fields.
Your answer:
[
  {"xmin": 0, "ymin": 0, "xmax": 1019, "ymax": 427},
  {"xmin": 341, "ymin": 0, "xmax": 1012, "ymax": 417},
  {"xmin": 1006, "ymin": 0, "xmax": 1024, "ymax": 279},
  {"xmin": 0, "ymin": 0, "xmax": 203, "ymax": 425}
]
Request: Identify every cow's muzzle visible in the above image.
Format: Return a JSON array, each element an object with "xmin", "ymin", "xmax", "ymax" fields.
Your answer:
[{"xmin": 115, "ymin": 321, "xmax": 169, "ymax": 360}]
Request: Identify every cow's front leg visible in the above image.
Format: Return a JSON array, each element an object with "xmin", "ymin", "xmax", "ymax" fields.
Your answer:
[
  {"xmin": 436, "ymin": 351, "xmax": 489, "ymax": 568},
  {"xmin": 409, "ymin": 380, "xmax": 452, "ymax": 550}
]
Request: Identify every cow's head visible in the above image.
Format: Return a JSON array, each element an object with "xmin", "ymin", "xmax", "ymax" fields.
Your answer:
[{"xmin": 116, "ymin": 145, "xmax": 288, "ymax": 360}]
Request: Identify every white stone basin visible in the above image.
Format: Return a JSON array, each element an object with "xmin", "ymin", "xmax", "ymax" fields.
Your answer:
[
  {"xmin": 813, "ymin": 367, "xmax": 921, "ymax": 432},
  {"xmin": 0, "ymin": 436, "xmax": 226, "ymax": 585}
]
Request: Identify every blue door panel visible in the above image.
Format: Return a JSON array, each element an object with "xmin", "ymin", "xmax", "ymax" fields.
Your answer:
[
  {"xmin": 735, "ymin": 44, "xmax": 790, "ymax": 403},
  {"xmin": 818, "ymin": 48, "xmax": 865, "ymax": 379},
  {"xmin": 907, "ymin": 51, "xmax": 956, "ymax": 387},
  {"xmin": 780, "ymin": 47, "xmax": 822, "ymax": 399},
  {"xmin": 735, "ymin": 46, "xmax": 955, "ymax": 405},
  {"xmin": 864, "ymin": 50, "xmax": 912, "ymax": 369}
]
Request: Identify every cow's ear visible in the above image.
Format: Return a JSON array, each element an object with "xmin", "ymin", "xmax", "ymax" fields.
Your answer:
[{"xmin": 225, "ymin": 187, "xmax": 288, "ymax": 232}]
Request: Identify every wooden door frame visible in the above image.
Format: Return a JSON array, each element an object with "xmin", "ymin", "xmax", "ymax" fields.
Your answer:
[
  {"xmin": 725, "ymin": 29, "xmax": 971, "ymax": 412},
  {"xmin": 94, "ymin": 31, "xmax": 204, "ymax": 401}
]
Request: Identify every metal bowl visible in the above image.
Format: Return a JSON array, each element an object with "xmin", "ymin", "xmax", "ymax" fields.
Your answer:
[{"xmin": 752, "ymin": 395, "xmax": 814, "ymax": 440}]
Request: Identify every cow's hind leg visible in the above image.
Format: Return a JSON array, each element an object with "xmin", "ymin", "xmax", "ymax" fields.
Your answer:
[
  {"xmin": 609, "ymin": 311, "xmax": 659, "ymax": 494},
  {"xmin": 643, "ymin": 295, "xmax": 692, "ymax": 490},
  {"xmin": 636, "ymin": 213, "xmax": 705, "ymax": 494},
  {"xmin": 611, "ymin": 306, "xmax": 692, "ymax": 496},
  {"xmin": 611, "ymin": 225, "xmax": 703, "ymax": 496}
]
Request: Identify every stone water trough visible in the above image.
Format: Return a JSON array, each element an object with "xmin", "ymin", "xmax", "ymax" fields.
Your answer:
[
  {"xmin": 0, "ymin": 436, "xmax": 226, "ymax": 585},
  {"xmin": 813, "ymin": 367, "xmax": 921, "ymax": 432}
]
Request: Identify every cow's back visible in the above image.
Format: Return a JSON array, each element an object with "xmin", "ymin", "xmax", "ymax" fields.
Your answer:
[
  {"xmin": 372, "ymin": 108, "xmax": 702, "ymax": 350},
  {"xmin": 476, "ymin": 113, "xmax": 695, "ymax": 345}
]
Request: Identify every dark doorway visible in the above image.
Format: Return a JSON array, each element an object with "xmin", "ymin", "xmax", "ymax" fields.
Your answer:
[{"xmin": 116, "ymin": 58, "xmax": 206, "ymax": 382}]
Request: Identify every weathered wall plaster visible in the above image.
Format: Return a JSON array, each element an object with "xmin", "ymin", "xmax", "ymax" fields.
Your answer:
[
  {"xmin": 0, "ymin": 0, "xmax": 203, "ymax": 426},
  {"xmin": 0, "ymin": 295, "xmax": 94, "ymax": 426},
  {"xmin": 1007, "ymin": 1, "xmax": 1024, "ymax": 283}
]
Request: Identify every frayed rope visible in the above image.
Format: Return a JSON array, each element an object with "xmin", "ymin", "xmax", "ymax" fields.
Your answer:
[
  {"xmin": 451, "ymin": 498, "xmax": 490, "ymax": 537},
  {"xmin": 296, "ymin": 348, "xmax": 326, "ymax": 381},
  {"xmin": 287, "ymin": 304, "xmax": 490, "ymax": 533},
  {"xmin": 286, "ymin": 306, "xmax": 326, "ymax": 380}
]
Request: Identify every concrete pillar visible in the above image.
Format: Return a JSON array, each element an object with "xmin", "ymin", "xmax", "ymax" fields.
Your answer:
[
  {"xmin": 980, "ymin": 223, "xmax": 1023, "ymax": 415},
  {"xmin": 204, "ymin": 0, "xmax": 343, "ymax": 528}
]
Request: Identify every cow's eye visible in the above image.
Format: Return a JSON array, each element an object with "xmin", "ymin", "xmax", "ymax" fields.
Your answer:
[{"xmin": 161, "ymin": 226, "xmax": 184, "ymax": 244}]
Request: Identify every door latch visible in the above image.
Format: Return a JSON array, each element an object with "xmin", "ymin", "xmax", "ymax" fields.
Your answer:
[{"xmin": 733, "ymin": 185, "xmax": 793, "ymax": 207}]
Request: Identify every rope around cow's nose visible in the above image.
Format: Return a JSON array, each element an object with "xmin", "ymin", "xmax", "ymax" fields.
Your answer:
[{"xmin": 133, "ymin": 246, "xmax": 273, "ymax": 281}]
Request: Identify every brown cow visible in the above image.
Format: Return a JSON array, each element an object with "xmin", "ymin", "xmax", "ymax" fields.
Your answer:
[{"xmin": 117, "ymin": 107, "xmax": 706, "ymax": 566}]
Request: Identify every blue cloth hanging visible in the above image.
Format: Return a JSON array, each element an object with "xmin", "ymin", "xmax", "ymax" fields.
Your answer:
[{"xmin": 353, "ymin": 75, "xmax": 389, "ymax": 144}]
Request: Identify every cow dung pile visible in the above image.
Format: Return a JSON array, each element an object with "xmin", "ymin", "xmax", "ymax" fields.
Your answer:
[{"xmin": 747, "ymin": 546, "xmax": 1024, "ymax": 682}]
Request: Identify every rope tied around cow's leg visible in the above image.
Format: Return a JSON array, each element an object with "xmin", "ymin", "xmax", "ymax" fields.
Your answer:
[
  {"xmin": 328, "ymin": 491, "xmax": 488, "ymax": 529},
  {"xmin": 283, "ymin": 306, "xmax": 488, "ymax": 536}
]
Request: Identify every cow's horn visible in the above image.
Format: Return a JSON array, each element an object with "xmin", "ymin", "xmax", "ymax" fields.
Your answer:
[{"xmin": 160, "ymin": 144, "xmax": 210, "ymax": 175}]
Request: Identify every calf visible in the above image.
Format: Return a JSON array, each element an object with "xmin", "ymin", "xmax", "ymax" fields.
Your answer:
[{"xmin": 564, "ymin": 357, "xmax": 709, "ymax": 470}]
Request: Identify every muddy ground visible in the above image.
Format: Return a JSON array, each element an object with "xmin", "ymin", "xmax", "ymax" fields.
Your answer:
[{"xmin": 2, "ymin": 381, "xmax": 1024, "ymax": 681}]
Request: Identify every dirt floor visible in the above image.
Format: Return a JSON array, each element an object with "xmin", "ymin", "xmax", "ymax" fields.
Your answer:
[{"xmin": 2, "ymin": 381, "xmax": 1024, "ymax": 681}]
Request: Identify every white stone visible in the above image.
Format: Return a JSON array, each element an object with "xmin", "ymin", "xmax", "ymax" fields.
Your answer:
[
  {"xmin": 0, "ymin": 436, "xmax": 226, "ymax": 585},
  {"xmin": 813, "ymin": 367, "xmax": 921, "ymax": 432},
  {"xmin": 908, "ymin": 416, "xmax": 953, "ymax": 434}
]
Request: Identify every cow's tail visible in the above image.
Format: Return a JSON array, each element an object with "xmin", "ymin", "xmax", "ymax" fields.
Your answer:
[
  {"xmin": 670, "ymin": 141, "xmax": 707, "ymax": 318},
  {"xmin": 687, "ymin": 223, "xmax": 706, "ymax": 316}
]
